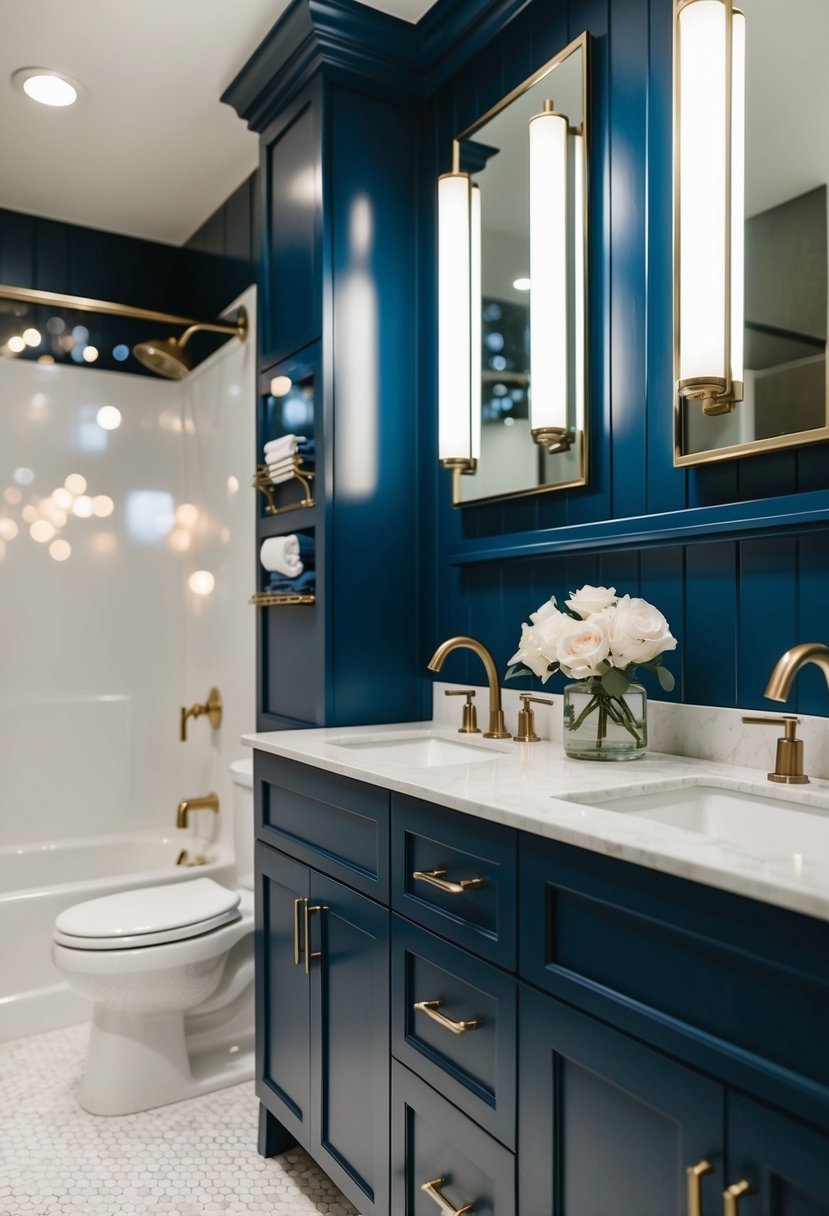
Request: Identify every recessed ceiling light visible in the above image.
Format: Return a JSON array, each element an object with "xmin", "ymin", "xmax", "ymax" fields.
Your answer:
[
  {"xmin": 12, "ymin": 68, "xmax": 80, "ymax": 108},
  {"xmin": 512, "ymin": 277, "xmax": 531, "ymax": 292}
]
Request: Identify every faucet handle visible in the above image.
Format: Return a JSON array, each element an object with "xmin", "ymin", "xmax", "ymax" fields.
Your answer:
[
  {"xmin": 444, "ymin": 689, "xmax": 479, "ymax": 735},
  {"xmin": 515, "ymin": 694, "xmax": 553, "ymax": 744},
  {"xmin": 742, "ymin": 714, "xmax": 808, "ymax": 784}
]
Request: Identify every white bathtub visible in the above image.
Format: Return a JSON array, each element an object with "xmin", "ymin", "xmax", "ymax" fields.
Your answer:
[{"xmin": 0, "ymin": 830, "xmax": 235, "ymax": 1042}]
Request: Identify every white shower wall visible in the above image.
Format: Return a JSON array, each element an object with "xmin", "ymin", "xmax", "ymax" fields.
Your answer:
[{"xmin": 0, "ymin": 286, "xmax": 256, "ymax": 851}]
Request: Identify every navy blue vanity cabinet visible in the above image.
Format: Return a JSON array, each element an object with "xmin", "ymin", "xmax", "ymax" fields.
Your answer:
[
  {"xmin": 254, "ymin": 756, "xmax": 391, "ymax": 1215},
  {"xmin": 518, "ymin": 983, "xmax": 723, "ymax": 1214}
]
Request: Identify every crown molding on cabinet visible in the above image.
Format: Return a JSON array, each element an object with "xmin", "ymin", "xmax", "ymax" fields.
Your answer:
[{"xmin": 222, "ymin": 0, "xmax": 533, "ymax": 130}]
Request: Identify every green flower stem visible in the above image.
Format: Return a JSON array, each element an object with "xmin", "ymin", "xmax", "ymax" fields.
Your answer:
[{"xmin": 566, "ymin": 682, "xmax": 645, "ymax": 750}]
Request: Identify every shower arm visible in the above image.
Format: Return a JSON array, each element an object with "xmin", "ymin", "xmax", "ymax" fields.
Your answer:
[
  {"xmin": 0, "ymin": 283, "xmax": 241, "ymax": 335},
  {"xmin": 176, "ymin": 315, "xmax": 248, "ymax": 350}
]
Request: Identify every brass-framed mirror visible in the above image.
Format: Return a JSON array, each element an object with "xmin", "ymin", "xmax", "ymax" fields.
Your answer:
[
  {"xmin": 439, "ymin": 33, "xmax": 589, "ymax": 505},
  {"xmin": 674, "ymin": 0, "xmax": 829, "ymax": 467}
]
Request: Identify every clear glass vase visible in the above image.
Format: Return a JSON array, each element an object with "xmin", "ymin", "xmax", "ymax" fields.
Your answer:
[{"xmin": 563, "ymin": 678, "xmax": 647, "ymax": 761}]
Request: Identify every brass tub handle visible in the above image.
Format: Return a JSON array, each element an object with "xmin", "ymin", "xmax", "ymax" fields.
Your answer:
[
  {"xmin": 414, "ymin": 999, "xmax": 482, "ymax": 1035},
  {"xmin": 293, "ymin": 898, "xmax": 303, "ymax": 967},
  {"xmin": 724, "ymin": 1180, "xmax": 751, "ymax": 1216},
  {"xmin": 304, "ymin": 903, "xmax": 323, "ymax": 974},
  {"xmin": 412, "ymin": 868, "xmax": 484, "ymax": 895},
  {"xmin": 687, "ymin": 1159, "xmax": 713, "ymax": 1216},
  {"xmin": 421, "ymin": 1176, "xmax": 475, "ymax": 1216}
]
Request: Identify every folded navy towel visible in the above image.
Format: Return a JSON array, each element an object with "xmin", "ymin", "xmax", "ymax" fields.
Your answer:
[
  {"xmin": 266, "ymin": 570, "xmax": 316, "ymax": 596},
  {"xmin": 296, "ymin": 534, "xmax": 315, "ymax": 562}
]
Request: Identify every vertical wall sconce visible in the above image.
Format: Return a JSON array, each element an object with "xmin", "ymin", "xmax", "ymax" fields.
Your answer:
[
  {"xmin": 529, "ymin": 100, "xmax": 573, "ymax": 453},
  {"xmin": 437, "ymin": 161, "xmax": 481, "ymax": 480},
  {"xmin": 676, "ymin": 0, "xmax": 746, "ymax": 417}
]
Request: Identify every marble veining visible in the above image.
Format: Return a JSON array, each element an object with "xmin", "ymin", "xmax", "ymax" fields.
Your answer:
[{"xmin": 244, "ymin": 706, "xmax": 829, "ymax": 923}]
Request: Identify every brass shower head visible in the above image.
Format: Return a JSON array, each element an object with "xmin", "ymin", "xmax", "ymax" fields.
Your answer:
[{"xmin": 133, "ymin": 306, "xmax": 248, "ymax": 380}]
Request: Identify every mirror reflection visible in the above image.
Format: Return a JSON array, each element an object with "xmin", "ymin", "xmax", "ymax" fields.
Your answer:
[
  {"xmin": 456, "ymin": 37, "xmax": 588, "ymax": 504},
  {"xmin": 678, "ymin": 0, "xmax": 829, "ymax": 463}
]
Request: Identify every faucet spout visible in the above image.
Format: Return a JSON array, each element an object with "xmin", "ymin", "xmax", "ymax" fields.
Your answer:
[
  {"xmin": 764, "ymin": 643, "xmax": 829, "ymax": 702},
  {"xmin": 177, "ymin": 792, "xmax": 219, "ymax": 830},
  {"xmin": 427, "ymin": 635, "xmax": 511, "ymax": 739}
]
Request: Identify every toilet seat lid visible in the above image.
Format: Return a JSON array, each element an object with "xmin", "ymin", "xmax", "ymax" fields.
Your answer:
[{"xmin": 54, "ymin": 878, "xmax": 241, "ymax": 950}]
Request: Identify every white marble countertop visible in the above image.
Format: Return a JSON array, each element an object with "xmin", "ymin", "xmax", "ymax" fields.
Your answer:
[{"xmin": 242, "ymin": 721, "xmax": 829, "ymax": 923}]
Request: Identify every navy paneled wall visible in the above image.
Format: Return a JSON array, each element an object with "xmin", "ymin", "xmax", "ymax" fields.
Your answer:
[
  {"xmin": 186, "ymin": 172, "xmax": 258, "ymax": 263},
  {"xmin": 422, "ymin": 0, "xmax": 829, "ymax": 718}
]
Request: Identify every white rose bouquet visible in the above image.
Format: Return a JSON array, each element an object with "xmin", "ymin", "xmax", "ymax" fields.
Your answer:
[{"xmin": 506, "ymin": 585, "xmax": 677, "ymax": 753}]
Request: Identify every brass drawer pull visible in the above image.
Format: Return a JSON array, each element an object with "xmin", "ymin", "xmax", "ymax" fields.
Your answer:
[
  {"xmin": 414, "ymin": 999, "xmax": 482, "ymax": 1035},
  {"xmin": 421, "ymin": 1176, "xmax": 474, "ymax": 1216},
  {"xmin": 412, "ymin": 868, "xmax": 484, "ymax": 895},
  {"xmin": 687, "ymin": 1159, "xmax": 713, "ymax": 1216},
  {"xmin": 293, "ymin": 897, "xmax": 304, "ymax": 967},
  {"xmin": 304, "ymin": 903, "xmax": 323, "ymax": 974},
  {"xmin": 724, "ymin": 1180, "xmax": 751, "ymax": 1216}
]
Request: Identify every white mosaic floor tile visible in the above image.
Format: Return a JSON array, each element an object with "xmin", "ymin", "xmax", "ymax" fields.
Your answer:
[{"xmin": 0, "ymin": 1024, "xmax": 359, "ymax": 1216}]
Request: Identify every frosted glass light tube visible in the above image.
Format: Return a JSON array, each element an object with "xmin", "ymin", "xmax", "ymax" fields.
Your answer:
[
  {"xmin": 529, "ymin": 107, "xmax": 569, "ymax": 436},
  {"xmin": 678, "ymin": 0, "xmax": 728, "ymax": 387},
  {"xmin": 470, "ymin": 184, "xmax": 482, "ymax": 462},
  {"xmin": 572, "ymin": 132, "xmax": 586, "ymax": 433},
  {"xmin": 438, "ymin": 173, "xmax": 473, "ymax": 464},
  {"xmin": 730, "ymin": 8, "xmax": 746, "ymax": 391}
]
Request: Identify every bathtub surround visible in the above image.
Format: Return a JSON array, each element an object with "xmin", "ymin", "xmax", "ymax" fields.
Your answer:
[
  {"xmin": 0, "ymin": 287, "xmax": 256, "ymax": 1041},
  {"xmin": 0, "ymin": 1024, "xmax": 357, "ymax": 1216}
]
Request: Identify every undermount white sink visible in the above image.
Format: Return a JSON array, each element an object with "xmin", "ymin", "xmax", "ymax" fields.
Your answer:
[
  {"xmin": 328, "ymin": 731, "xmax": 511, "ymax": 768},
  {"xmin": 570, "ymin": 783, "xmax": 829, "ymax": 865}
]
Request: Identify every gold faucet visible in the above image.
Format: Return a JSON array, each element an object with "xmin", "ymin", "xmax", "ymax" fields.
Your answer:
[
  {"xmin": 176, "ymin": 792, "xmax": 219, "ymax": 829},
  {"xmin": 427, "ymin": 635, "xmax": 511, "ymax": 739},
  {"xmin": 764, "ymin": 642, "xmax": 829, "ymax": 702}
]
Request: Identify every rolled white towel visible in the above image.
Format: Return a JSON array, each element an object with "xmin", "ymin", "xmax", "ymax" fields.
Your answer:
[
  {"xmin": 260, "ymin": 535, "xmax": 304, "ymax": 577},
  {"xmin": 268, "ymin": 459, "xmax": 299, "ymax": 484},
  {"xmin": 264, "ymin": 434, "xmax": 307, "ymax": 460}
]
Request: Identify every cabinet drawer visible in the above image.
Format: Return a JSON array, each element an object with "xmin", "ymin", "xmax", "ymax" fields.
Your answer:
[
  {"xmin": 392, "ymin": 1060, "xmax": 515, "ymax": 1216},
  {"xmin": 255, "ymin": 753, "xmax": 389, "ymax": 900},
  {"xmin": 392, "ymin": 794, "xmax": 517, "ymax": 968},
  {"xmin": 391, "ymin": 916, "xmax": 516, "ymax": 1148}
]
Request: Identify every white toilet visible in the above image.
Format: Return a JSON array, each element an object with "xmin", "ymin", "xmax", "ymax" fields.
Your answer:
[{"xmin": 52, "ymin": 757, "xmax": 255, "ymax": 1116}]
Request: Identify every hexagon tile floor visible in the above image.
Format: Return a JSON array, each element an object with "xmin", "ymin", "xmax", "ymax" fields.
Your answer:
[{"xmin": 0, "ymin": 1023, "xmax": 359, "ymax": 1216}]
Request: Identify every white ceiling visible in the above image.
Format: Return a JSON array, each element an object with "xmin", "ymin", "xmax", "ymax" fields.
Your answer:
[{"xmin": 0, "ymin": 0, "xmax": 434, "ymax": 246}]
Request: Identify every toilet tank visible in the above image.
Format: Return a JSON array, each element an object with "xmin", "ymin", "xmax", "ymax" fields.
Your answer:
[{"xmin": 228, "ymin": 758, "xmax": 254, "ymax": 891}]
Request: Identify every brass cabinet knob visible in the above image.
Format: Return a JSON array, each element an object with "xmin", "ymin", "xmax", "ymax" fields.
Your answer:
[
  {"xmin": 421, "ymin": 1177, "xmax": 475, "ymax": 1216},
  {"xmin": 686, "ymin": 1159, "xmax": 714, "ymax": 1216},
  {"xmin": 413, "ymin": 999, "xmax": 482, "ymax": 1035},
  {"xmin": 444, "ymin": 689, "xmax": 480, "ymax": 734},
  {"xmin": 412, "ymin": 868, "xmax": 484, "ymax": 895},
  {"xmin": 723, "ymin": 1180, "xmax": 752, "ymax": 1216}
]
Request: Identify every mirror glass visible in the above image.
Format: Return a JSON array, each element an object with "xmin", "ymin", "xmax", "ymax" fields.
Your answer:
[
  {"xmin": 455, "ymin": 37, "xmax": 588, "ymax": 504},
  {"xmin": 678, "ymin": 0, "xmax": 829, "ymax": 463}
]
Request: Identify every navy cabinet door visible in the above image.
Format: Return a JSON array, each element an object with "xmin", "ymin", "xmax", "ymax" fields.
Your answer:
[
  {"xmin": 260, "ymin": 83, "xmax": 321, "ymax": 363},
  {"xmin": 727, "ymin": 1093, "xmax": 829, "ymax": 1215},
  {"xmin": 310, "ymin": 872, "xmax": 390, "ymax": 1216},
  {"xmin": 518, "ymin": 984, "xmax": 722, "ymax": 1215},
  {"xmin": 255, "ymin": 846, "xmax": 311, "ymax": 1149}
]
